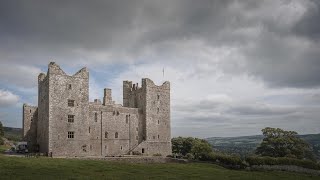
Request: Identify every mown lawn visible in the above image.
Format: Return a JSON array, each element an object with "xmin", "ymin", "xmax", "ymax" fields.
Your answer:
[{"xmin": 0, "ymin": 154, "xmax": 319, "ymax": 180}]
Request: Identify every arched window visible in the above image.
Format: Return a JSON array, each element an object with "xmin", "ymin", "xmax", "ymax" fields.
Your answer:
[
  {"xmin": 105, "ymin": 132, "xmax": 108, "ymax": 139},
  {"xmin": 115, "ymin": 132, "xmax": 118, "ymax": 138}
]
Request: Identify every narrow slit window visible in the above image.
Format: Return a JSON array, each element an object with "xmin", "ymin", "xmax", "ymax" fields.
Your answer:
[
  {"xmin": 94, "ymin": 112, "xmax": 98, "ymax": 122},
  {"xmin": 158, "ymin": 135, "xmax": 160, "ymax": 139},
  {"xmin": 89, "ymin": 127, "xmax": 90, "ymax": 133},
  {"xmin": 157, "ymin": 94, "xmax": 160, "ymax": 100},
  {"xmin": 115, "ymin": 132, "xmax": 118, "ymax": 138},
  {"xmin": 126, "ymin": 115, "xmax": 129, "ymax": 124},
  {"xmin": 105, "ymin": 132, "xmax": 108, "ymax": 139},
  {"xmin": 68, "ymin": 84, "xmax": 72, "ymax": 90}
]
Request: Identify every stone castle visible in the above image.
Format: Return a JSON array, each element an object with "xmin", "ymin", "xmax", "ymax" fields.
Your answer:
[{"xmin": 22, "ymin": 62, "xmax": 171, "ymax": 157}]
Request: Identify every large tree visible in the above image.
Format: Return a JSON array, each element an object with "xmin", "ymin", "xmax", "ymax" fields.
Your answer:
[
  {"xmin": 256, "ymin": 127, "xmax": 314, "ymax": 160},
  {"xmin": 172, "ymin": 137, "xmax": 212, "ymax": 158}
]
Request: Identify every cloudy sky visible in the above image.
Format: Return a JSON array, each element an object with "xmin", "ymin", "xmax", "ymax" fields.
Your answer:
[{"xmin": 0, "ymin": 0, "xmax": 320, "ymax": 138}]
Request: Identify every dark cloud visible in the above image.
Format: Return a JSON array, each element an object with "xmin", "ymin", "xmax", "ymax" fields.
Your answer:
[
  {"xmin": 1, "ymin": 0, "xmax": 319, "ymax": 88},
  {"xmin": 1, "ymin": 0, "xmax": 320, "ymax": 136}
]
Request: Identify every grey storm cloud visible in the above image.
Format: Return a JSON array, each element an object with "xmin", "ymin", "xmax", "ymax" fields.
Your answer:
[{"xmin": 1, "ymin": 0, "xmax": 319, "ymax": 88}]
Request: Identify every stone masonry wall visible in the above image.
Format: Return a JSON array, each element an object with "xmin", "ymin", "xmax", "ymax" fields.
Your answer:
[
  {"xmin": 22, "ymin": 104, "xmax": 38, "ymax": 151},
  {"xmin": 23, "ymin": 62, "xmax": 172, "ymax": 157},
  {"xmin": 48, "ymin": 62, "xmax": 90, "ymax": 157},
  {"xmin": 37, "ymin": 72, "xmax": 49, "ymax": 153}
]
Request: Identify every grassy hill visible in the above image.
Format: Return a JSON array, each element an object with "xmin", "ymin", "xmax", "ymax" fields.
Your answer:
[
  {"xmin": 3, "ymin": 127, "xmax": 22, "ymax": 142},
  {"xmin": 0, "ymin": 155, "xmax": 319, "ymax": 180},
  {"xmin": 206, "ymin": 134, "xmax": 320, "ymax": 159}
]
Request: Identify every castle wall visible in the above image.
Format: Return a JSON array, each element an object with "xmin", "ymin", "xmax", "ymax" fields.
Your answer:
[
  {"xmin": 22, "ymin": 104, "xmax": 38, "ymax": 151},
  {"xmin": 123, "ymin": 81, "xmax": 146, "ymax": 143},
  {"xmin": 37, "ymin": 73, "xmax": 49, "ymax": 153},
  {"xmin": 143, "ymin": 79, "xmax": 171, "ymax": 156},
  {"xmin": 123, "ymin": 79, "xmax": 172, "ymax": 156},
  {"xmin": 89, "ymin": 103, "xmax": 140, "ymax": 156},
  {"xmin": 23, "ymin": 62, "xmax": 171, "ymax": 157},
  {"xmin": 47, "ymin": 63, "xmax": 90, "ymax": 157}
]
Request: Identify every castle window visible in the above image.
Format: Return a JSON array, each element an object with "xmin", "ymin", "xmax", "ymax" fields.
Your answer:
[
  {"xmin": 89, "ymin": 127, "xmax": 90, "ymax": 133},
  {"xmin": 31, "ymin": 117, "xmax": 33, "ymax": 122},
  {"xmin": 158, "ymin": 135, "xmax": 160, "ymax": 139},
  {"xmin": 153, "ymin": 136, "xmax": 155, "ymax": 140},
  {"xmin": 68, "ymin": 100, "xmax": 75, "ymax": 107},
  {"xmin": 126, "ymin": 115, "xmax": 129, "ymax": 124},
  {"xmin": 68, "ymin": 115, "xmax": 74, "ymax": 123},
  {"xmin": 67, "ymin": 131, "xmax": 74, "ymax": 139},
  {"xmin": 30, "ymin": 109, "xmax": 32, "ymax": 113},
  {"xmin": 157, "ymin": 108, "xmax": 159, "ymax": 114},
  {"xmin": 94, "ymin": 112, "xmax": 98, "ymax": 122},
  {"xmin": 115, "ymin": 132, "xmax": 118, "ymax": 138},
  {"xmin": 157, "ymin": 94, "xmax": 160, "ymax": 100},
  {"xmin": 157, "ymin": 120, "xmax": 160, "ymax": 124},
  {"xmin": 105, "ymin": 132, "xmax": 108, "ymax": 138},
  {"xmin": 142, "ymin": 148, "xmax": 145, "ymax": 154},
  {"xmin": 68, "ymin": 84, "xmax": 72, "ymax": 90},
  {"xmin": 120, "ymin": 146, "xmax": 122, "ymax": 150},
  {"xmin": 117, "ymin": 111, "xmax": 119, "ymax": 116}
]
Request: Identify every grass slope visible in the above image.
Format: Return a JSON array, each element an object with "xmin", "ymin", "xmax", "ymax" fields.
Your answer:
[
  {"xmin": 3, "ymin": 127, "xmax": 22, "ymax": 142},
  {"xmin": 0, "ymin": 154, "xmax": 318, "ymax": 180}
]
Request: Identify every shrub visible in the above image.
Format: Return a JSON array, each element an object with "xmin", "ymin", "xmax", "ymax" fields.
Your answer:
[
  {"xmin": 132, "ymin": 151, "xmax": 142, "ymax": 155},
  {"xmin": 246, "ymin": 156, "xmax": 320, "ymax": 170},
  {"xmin": 200, "ymin": 152, "xmax": 245, "ymax": 168},
  {"xmin": 184, "ymin": 153, "xmax": 194, "ymax": 160}
]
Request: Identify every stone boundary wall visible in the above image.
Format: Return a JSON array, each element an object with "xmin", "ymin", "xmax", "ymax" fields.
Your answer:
[
  {"xmin": 250, "ymin": 165, "xmax": 320, "ymax": 176},
  {"xmin": 65, "ymin": 156, "xmax": 188, "ymax": 164}
]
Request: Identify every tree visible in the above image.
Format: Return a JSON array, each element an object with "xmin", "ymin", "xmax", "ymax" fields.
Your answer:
[
  {"xmin": 171, "ymin": 137, "xmax": 213, "ymax": 159},
  {"xmin": 255, "ymin": 127, "xmax": 314, "ymax": 160},
  {"xmin": 0, "ymin": 121, "xmax": 4, "ymax": 137},
  {"xmin": 0, "ymin": 121, "xmax": 4, "ymax": 145},
  {"xmin": 191, "ymin": 139, "xmax": 212, "ymax": 159}
]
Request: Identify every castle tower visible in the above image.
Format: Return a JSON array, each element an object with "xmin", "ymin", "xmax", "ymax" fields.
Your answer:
[
  {"xmin": 103, "ymin": 88, "xmax": 112, "ymax": 105},
  {"xmin": 122, "ymin": 78, "xmax": 171, "ymax": 155}
]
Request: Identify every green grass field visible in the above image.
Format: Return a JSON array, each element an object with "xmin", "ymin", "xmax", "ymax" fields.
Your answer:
[{"xmin": 0, "ymin": 153, "xmax": 319, "ymax": 180}]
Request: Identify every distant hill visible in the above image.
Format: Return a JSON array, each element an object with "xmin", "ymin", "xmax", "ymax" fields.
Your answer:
[
  {"xmin": 3, "ymin": 127, "xmax": 22, "ymax": 142},
  {"xmin": 206, "ymin": 134, "xmax": 320, "ymax": 160}
]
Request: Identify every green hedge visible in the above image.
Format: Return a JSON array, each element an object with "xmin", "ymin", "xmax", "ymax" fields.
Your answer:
[
  {"xmin": 246, "ymin": 156, "xmax": 320, "ymax": 170},
  {"xmin": 200, "ymin": 152, "xmax": 245, "ymax": 168}
]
